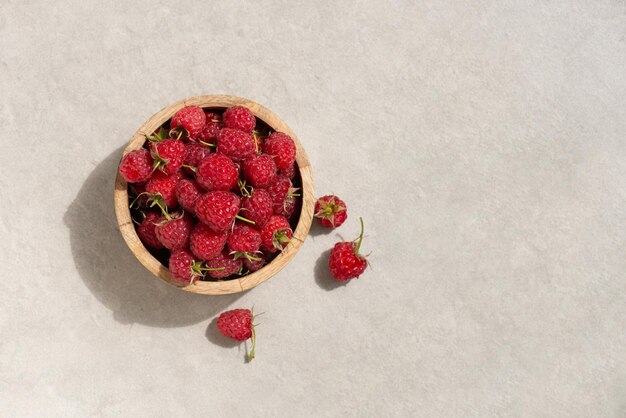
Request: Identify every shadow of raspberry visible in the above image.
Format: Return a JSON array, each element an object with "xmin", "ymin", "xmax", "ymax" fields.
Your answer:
[{"xmin": 63, "ymin": 146, "xmax": 243, "ymax": 327}]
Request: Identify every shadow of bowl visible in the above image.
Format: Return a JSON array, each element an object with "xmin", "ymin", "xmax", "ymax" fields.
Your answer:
[{"xmin": 63, "ymin": 147, "xmax": 242, "ymax": 327}]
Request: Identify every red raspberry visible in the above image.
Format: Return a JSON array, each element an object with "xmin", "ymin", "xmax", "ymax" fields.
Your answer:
[
  {"xmin": 196, "ymin": 153, "xmax": 238, "ymax": 191},
  {"xmin": 170, "ymin": 105, "xmax": 206, "ymax": 139},
  {"xmin": 175, "ymin": 179, "xmax": 204, "ymax": 214},
  {"xmin": 243, "ymin": 154, "xmax": 277, "ymax": 188},
  {"xmin": 279, "ymin": 163, "xmax": 296, "ymax": 180},
  {"xmin": 216, "ymin": 308, "xmax": 258, "ymax": 361},
  {"xmin": 241, "ymin": 189, "xmax": 273, "ymax": 228},
  {"xmin": 197, "ymin": 112, "xmax": 222, "ymax": 143},
  {"xmin": 155, "ymin": 213, "xmax": 193, "ymax": 250},
  {"xmin": 243, "ymin": 254, "xmax": 266, "ymax": 272},
  {"xmin": 260, "ymin": 215, "xmax": 292, "ymax": 253},
  {"xmin": 150, "ymin": 139, "xmax": 185, "ymax": 175},
  {"xmin": 328, "ymin": 218, "xmax": 368, "ymax": 281},
  {"xmin": 169, "ymin": 249, "xmax": 199, "ymax": 284},
  {"xmin": 275, "ymin": 194, "xmax": 297, "ymax": 219},
  {"xmin": 227, "ymin": 223, "xmax": 262, "ymax": 256},
  {"xmin": 137, "ymin": 211, "xmax": 164, "ymax": 249},
  {"xmin": 204, "ymin": 251, "xmax": 242, "ymax": 279},
  {"xmin": 263, "ymin": 132, "xmax": 296, "ymax": 170},
  {"xmin": 183, "ymin": 142, "xmax": 212, "ymax": 172},
  {"xmin": 267, "ymin": 176, "xmax": 291, "ymax": 210},
  {"xmin": 314, "ymin": 195, "xmax": 348, "ymax": 228},
  {"xmin": 217, "ymin": 128, "xmax": 255, "ymax": 160},
  {"xmin": 189, "ymin": 223, "xmax": 228, "ymax": 261},
  {"xmin": 119, "ymin": 149, "xmax": 153, "ymax": 183},
  {"xmin": 194, "ymin": 191, "xmax": 241, "ymax": 232},
  {"xmin": 145, "ymin": 171, "xmax": 183, "ymax": 208},
  {"xmin": 222, "ymin": 106, "xmax": 256, "ymax": 132}
]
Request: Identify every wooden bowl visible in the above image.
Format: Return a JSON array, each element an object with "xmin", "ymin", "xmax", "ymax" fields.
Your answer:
[{"xmin": 114, "ymin": 95, "xmax": 314, "ymax": 295}]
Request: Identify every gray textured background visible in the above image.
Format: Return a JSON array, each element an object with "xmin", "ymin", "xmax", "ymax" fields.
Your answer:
[{"xmin": 1, "ymin": 1, "xmax": 625, "ymax": 417}]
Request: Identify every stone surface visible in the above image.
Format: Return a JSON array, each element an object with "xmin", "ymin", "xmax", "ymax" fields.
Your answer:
[{"xmin": 0, "ymin": 1, "xmax": 625, "ymax": 417}]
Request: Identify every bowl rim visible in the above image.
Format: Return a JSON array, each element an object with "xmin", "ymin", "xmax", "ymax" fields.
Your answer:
[{"xmin": 113, "ymin": 95, "xmax": 314, "ymax": 295}]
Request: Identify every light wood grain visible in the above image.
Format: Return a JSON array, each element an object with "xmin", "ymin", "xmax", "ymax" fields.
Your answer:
[{"xmin": 114, "ymin": 95, "xmax": 314, "ymax": 295}]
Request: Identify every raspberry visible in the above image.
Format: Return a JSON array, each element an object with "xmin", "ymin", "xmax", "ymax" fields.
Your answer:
[
  {"xmin": 243, "ymin": 254, "xmax": 266, "ymax": 272},
  {"xmin": 145, "ymin": 170, "xmax": 183, "ymax": 208},
  {"xmin": 169, "ymin": 249, "xmax": 198, "ymax": 284},
  {"xmin": 137, "ymin": 211, "xmax": 164, "ymax": 249},
  {"xmin": 240, "ymin": 189, "xmax": 273, "ymax": 228},
  {"xmin": 217, "ymin": 128, "xmax": 255, "ymax": 160},
  {"xmin": 189, "ymin": 223, "xmax": 228, "ymax": 261},
  {"xmin": 328, "ymin": 218, "xmax": 368, "ymax": 281},
  {"xmin": 204, "ymin": 251, "xmax": 242, "ymax": 279},
  {"xmin": 227, "ymin": 223, "xmax": 262, "ymax": 258},
  {"xmin": 150, "ymin": 139, "xmax": 186, "ymax": 175},
  {"xmin": 263, "ymin": 132, "xmax": 296, "ymax": 170},
  {"xmin": 194, "ymin": 191, "xmax": 241, "ymax": 232},
  {"xmin": 275, "ymin": 194, "xmax": 297, "ymax": 219},
  {"xmin": 175, "ymin": 179, "xmax": 204, "ymax": 214},
  {"xmin": 155, "ymin": 212, "xmax": 193, "ymax": 250},
  {"xmin": 196, "ymin": 153, "xmax": 238, "ymax": 191},
  {"xmin": 243, "ymin": 154, "xmax": 277, "ymax": 188},
  {"xmin": 119, "ymin": 149, "xmax": 153, "ymax": 183},
  {"xmin": 267, "ymin": 176, "xmax": 291, "ymax": 210},
  {"xmin": 216, "ymin": 308, "xmax": 257, "ymax": 361},
  {"xmin": 279, "ymin": 163, "xmax": 296, "ymax": 180},
  {"xmin": 222, "ymin": 106, "xmax": 256, "ymax": 132},
  {"xmin": 314, "ymin": 195, "xmax": 347, "ymax": 228},
  {"xmin": 183, "ymin": 142, "xmax": 212, "ymax": 171},
  {"xmin": 260, "ymin": 215, "xmax": 292, "ymax": 253},
  {"xmin": 197, "ymin": 112, "xmax": 222, "ymax": 143},
  {"xmin": 170, "ymin": 105, "xmax": 206, "ymax": 139}
]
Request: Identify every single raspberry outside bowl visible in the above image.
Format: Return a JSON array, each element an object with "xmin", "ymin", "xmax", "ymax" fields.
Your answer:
[{"xmin": 114, "ymin": 95, "xmax": 314, "ymax": 295}]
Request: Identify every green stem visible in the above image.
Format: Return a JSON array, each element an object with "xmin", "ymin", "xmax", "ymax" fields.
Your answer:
[
  {"xmin": 354, "ymin": 217, "xmax": 365, "ymax": 254},
  {"xmin": 151, "ymin": 195, "xmax": 171, "ymax": 221},
  {"xmin": 248, "ymin": 326, "xmax": 256, "ymax": 362},
  {"xmin": 235, "ymin": 214, "xmax": 255, "ymax": 225}
]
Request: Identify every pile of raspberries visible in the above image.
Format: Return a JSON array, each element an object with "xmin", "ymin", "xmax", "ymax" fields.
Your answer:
[{"xmin": 119, "ymin": 104, "xmax": 369, "ymax": 361}]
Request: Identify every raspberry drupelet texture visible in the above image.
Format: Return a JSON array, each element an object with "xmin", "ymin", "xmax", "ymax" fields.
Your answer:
[
  {"xmin": 169, "ymin": 249, "xmax": 198, "ymax": 284},
  {"xmin": 119, "ymin": 149, "xmax": 153, "ymax": 183},
  {"xmin": 204, "ymin": 251, "xmax": 243, "ymax": 279},
  {"xmin": 154, "ymin": 213, "xmax": 193, "ymax": 251},
  {"xmin": 227, "ymin": 223, "xmax": 262, "ymax": 256},
  {"xmin": 170, "ymin": 105, "xmax": 206, "ymax": 139},
  {"xmin": 137, "ymin": 211, "xmax": 164, "ymax": 249},
  {"xmin": 194, "ymin": 191, "xmax": 241, "ymax": 232},
  {"xmin": 150, "ymin": 139, "xmax": 186, "ymax": 175},
  {"xmin": 183, "ymin": 142, "xmax": 212, "ymax": 172},
  {"xmin": 217, "ymin": 128, "xmax": 256, "ymax": 160},
  {"xmin": 260, "ymin": 215, "xmax": 292, "ymax": 253},
  {"xmin": 243, "ymin": 154, "xmax": 277, "ymax": 188},
  {"xmin": 175, "ymin": 179, "xmax": 204, "ymax": 214},
  {"xmin": 279, "ymin": 163, "xmax": 296, "ymax": 180},
  {"xmin": 222, "ymin": 106, "xmax": 256, "ymax": 133},
  {"xmin": 217, "ymin": 307, "xmax": 258, "ymax": 361},
  {"xmin": 196, "ymin": 153, "xmax": 238, "ymax": 191},
  {"xmin": 197, "ymin": 112, "xmax": 222, "ymax": 143},
  {"xmin": 189, "ymin": 223, "xmax": 228, "ymax": 261},
  {"xmin": 328, "ymin": 218, "xmax": 368, "ymax": 281},
  {"xmin": 243, "ymin": 254, "xmax": 266, "ymax": 272},
  {"xmin": 263, "ymin": 132, "xmax": 296, "ymax": 170},
  {"xmin": 240, "ymin": 189, "xmax": 273, "ymax": 228},
  {"xmin": 145, "ymin": 170, "xmax": 183, "ymax": 208}
]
